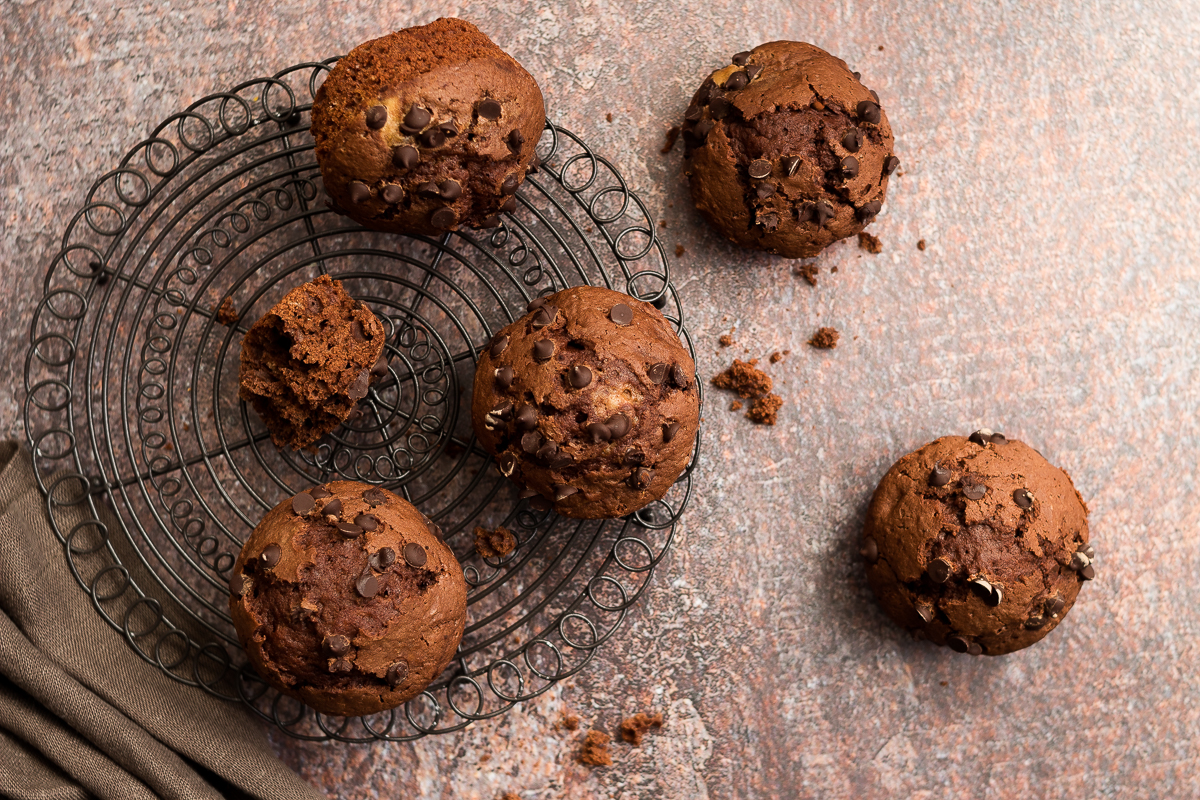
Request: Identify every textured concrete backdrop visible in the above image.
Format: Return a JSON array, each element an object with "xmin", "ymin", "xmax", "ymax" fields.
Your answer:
[{"xmin": 3, "ymin": 1, "xmax": 1199, "ymax": 798}]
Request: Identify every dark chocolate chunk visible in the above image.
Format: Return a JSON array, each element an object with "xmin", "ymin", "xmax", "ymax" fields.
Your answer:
[
  {"xmin": 439, "ymin": 119, "xmax": 458, "ymax": 137},
  {"xmin": 336, "ymin": 521, "xmax": 363, "ymax": 539},
  {"xmin": 386, "ymin": 660, "xmax": 409, "ymax": 687},
  {"xmin": 842, "ymin": 128, "xmax": 862, "ymax": 152},
  {"xmin": 569, "ymin": 364, "xmax": 593, "ymax": 389},
  {"xmin": 393, "ymin": 145, "xmax": 419, "ymax": 170},
  {"xmin": 381, "ymin": 184, "xmax": 404, "ymax": 204},
  {"xmin": 629, "ymin": 468, "xmax": 654, "ymax": 490},
  {"xmin": 291, "ymin": 492, "xmax": 315, "ymax": 516},
  {"xmin": 348, "ymin": 369, "xmax": 370, "ymax": 401},
  {"xmin": 527, "ymin": 297, "xmax": 547, "ymax": 313},
  {"xmin": 229, "ymin": 572, "xmax": 244, "ymax": 597},
  {"xmin": 813, "ymin": 200, "xmax": 834, "ymax": 227},
  {"xmin": 495, "ymin": 366, "xmax": 515, "ymax": 389},
  {"xmin": 757, "ymin": 211, "xmax": 780, "ymax": 231},
  {"xmin": 670, "ymin": 364, "xmax": 691, "ymax": 389},
  {"xmin": 647, "ymin": 363, "xmax": 668, "ymax": 385},
  {"xmin": 439, "ymin": 180, "xmax": 462, "ymax": 200},
  {"xmin": 732, "ymin": 51, "xmax": 750, "ymax": 65},
  {"xmin": 1080, "ymin": 564, "xmax": 1096, "ymax": 580},
  {"xmin": 419, "ymin": 127, "xmax": 446, "ymax": 148},
  {"xmin": 363, "ymin": 488, "xmax": 387, "ymax": 506},
  {"xmin": 928, "ymin": 558, "xmax": 951, "ymax": 583},
  {"xmin": 883, "ymin": 155, "xmax": 900, "ymax": 175},
  {"xmin": 745, "ymin": 64, "xmax": 762, "ymax": 80},
  {"xmin": 521, "ymin": 430, "xmax": 543, "ymax": 454},
  {"xmin": 963, "ymin": 482, "xmax": 988, "ymax": 500},
  {"xmin": 723, "ymin": 70, "xmax": 749, "ymax": 91},
  {"xmin": 535, "ymin": 440, "xmax": 558, "ymax": 461},
  {"xmin": 507, "ymin": 129, "xmax": 525, "ymax": 151},
  {"xmin": 916, "ymin": 604, "xmax": 935, "ymax": 623},
  {"xmin": 587, "ymin": 422, "xmax": 612, "ymax": 443},
  {"xmin": 496, "ymin": 452, "xmax": 516, "ymax": 477},
  {"xmin": 553, "ymin": 484, "xmax": 578, "ymax": 501},
  {"xmin": 366, "ymin": 105, "xmax": 388, "ymax": 129},
  {"xmin": 355, "ymin": 572, "xmax": 379, "ymax": 598},
  {"xmin": 684, "ymin": 103, "xmax": 703, "ymax": 122},
  {"xmin": 1013, "ymin": 488, "xmax": 1034, "ymax": 509},
  {"xmin": 858, "ymin": 200, "xmax": 882, "ymax": 219},
  {"xmin": 476, "ymin": 99, "xmax": 503, "ymax": 120},
  {"xmin": 605, "ymin": 413, "xmax": 630, "ymax": 438},
  {"xmin": 531, "ymin": 305, "xmax": 556, "ymax": 329},
  {"xmin": 929, "ymin": 463, "xmax": 952, "ymax": 487},
  {"xmin": 402, "ymin": 105, "xmax": 431, "ymax": 133},
  {"xmin": 501, "ymin": 196, "xmax": 518, "ymax": 213},
  {"xmin": 490, "ymin": 401, "xmax": 514, "ymax": 420},
  {"xmin": 623, "ymin": 447, "xmax": 646, "ymax": 466},
  {"xmin": 990, "ymin": 432, "xmax": 1008, "ymax": 445},
  {"xmin": 841, "ymin": 156, "xmax": 860, "ymax": 179},
  {"xmin": 610, "ymin": 303, "xmax": 634, "ymax": 326},
  {"xmin": 967, "ymin": 642, "xmax": 983, "ymax": 656},
  {"xmin": 310, "ymin": 487, "xmax": 332, "ymax": 499},
  {"xmin": 947, "ymin": 634, "xmax": 970, "ymax": 653},
  {"xmin": 355, "ymin": 514, "xmax": 379, "ymax": 532},
  {"xmin": 322, "ymin": 498, "xmax": 343, "ymax": 517},
  {"xmin": 781, "ymin": 156, "xmax": 801, "ymax": 177},
  {"xmin": 329, "ymin": 658, "xmax": 352, "ymax": 673},
  {"xmin": 533, "ymin": 339, "xmax": 555, "ymax": 362},
  {"xmin": 501, "ymin": 174, "xmax": 520, "ymax": 195},
  {"xmin": 860, "ymin": 536, "xmax": 879, "ymax": 564},
  {"xmin": 348, "ymin": 181, "xmax": 370, "ymax": 204},
  {"xmin": 489, "ymin": 334, "xmax": 509, "ymax": 357},
  {"xmin": 709, "ymin": 94, "xmax": 730, "ymax": 119},
  {"xmin": 430, "ymin": 207, "xmax": 457, "ymax": 229},
  {"xmin": 481, "ymin": 214, "xmax": 501, "ymax": 228},
  {"xmin": 516, "ymin": 404, "xmax": 538, "ymax": 431},
  {"xmin": 748, "ymin": 159, "xmax": 772, "ymax": 179},
  {"xmin": 403, "ymin": 542, "xmax": 427, "ymax": 567},
  {"xmin": 971, "ymin": 578, "xmax": 1002, "ymax": 606},
  {"xmin": 417, "ymin": 181, "xmax": 441, "ymax": 197},
  {"xmin": 324, "ymin": 634, "xmax": 350, "ymax": 655},
  {"xmin": 857, "ymin": 100, "xmax": 881, "ymax": 124},
  {"xmin": 663, "ymin": 422, "xmax": 681, "ymax": 443},
  {"xmin": 756, "ymin": 182, "xmax": 776, "ymax": 199},
  {"xmin": 1046, "ymin": 596, "xmax": 1066, "ymax": 615}
]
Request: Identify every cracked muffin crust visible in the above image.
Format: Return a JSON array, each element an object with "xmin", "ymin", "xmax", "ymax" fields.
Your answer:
[
  {"xmin": 471, "ymin": 286, "xmax": 699, "ymax": 519},
  {"xmin": 229, "ymin": 481, "xmax": 467, "ymax": 716},
  {"xmin": 682, "ymin": 41, "xmax": 897, "ymax": 258},
  {"xmin": 310, "ymin": 18, "xmax": 544, "ymax": 234},
  {"xmin": 862, "ymin": 432, "xmax": 1094, "ymax": 656},
  {"xmin": 238, "ymin": 275, "xmax": 386, "ymax": 451}
]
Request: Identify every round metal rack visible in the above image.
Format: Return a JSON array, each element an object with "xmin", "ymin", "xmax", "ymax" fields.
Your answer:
[{"xmin": 22, "ymin": 58, "xmax": 701, "ymax": 742}]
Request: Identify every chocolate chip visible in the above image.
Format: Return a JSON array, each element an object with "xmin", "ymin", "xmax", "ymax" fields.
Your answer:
[
  {"xmin": 521, "ymin": 430, "xmax": 543, "ymax": 454},
  {"xmin": 605, "ymin": 414, "xmax": 630, "ymax": 438},
  {"xmin": 393, "ymin": 145, "xmax": 419, "ymax": 170},
  {"xmin": 336, "ymin": 521, "xmax": 363, "ymax": 539},
  {"xmin": 371, "ymin": 355, "xmax": 388, "ymax": 376},
  {"xmin": 723, "ymin": 70, "xmax": 749, "ymax": 91},
  {"xmin": 527, "ymin": 295, "xmax": 547, "ymax": 310},
  {"xmin": 322, "ymin": 498, "xmax": 343, "ymax": 517},
  {"xmin": 496, "ymin": 452, "xmax": 516, "ymax": 477},
  {"xmin": 439, "ymin": 119, "xmax": 458, "ymax": 137},
  {"xmin": 745, "ymin": 64, "xmax": 762, "ymax": 81},
  {"xmin": 1069, "ymin": 551, "xmax": 1091, "ymax": 571},
  {"xmin": 439, "ymin": 180, "xmax": 462, "ymax": 200},
  {"xmin": 1013, "ymin": 488, "xmax": 1034, "ymax": 509},
  {"xmin": 348, "ymin": 181, "xmax": 370, "ymax": 204},
  {"xmin": 476, "ymin": 99, "xmax": 503, "ymax": 120},
  {"xmin": 841, "ymin": 156, "xmax": 860, "ymax": 179},
  {"xmin": 533, "ymin": 339, "xmax": 555, "ymax": 362},
  {"xmin": 348, "ymin": 369, "xmax": 370, "ymax": 400},
  {"xmin": 355, "ymin": 514, "xmax": 379, "ymax": 532},
  {"xmin": 947, "ymin": 634, "xmax": 970, "ymax": 653},
  {"xmin": 781, "ymin": 156, "xmax": 801, "ymax": 177},
  {"xmin": 963, "ymin": 482, "xmax": 987, "ymax": 500},
  {"xmin": 929, "ymin": 463, "xmax": 951, "ymax": 487},
  {"xmin": 623, "ymin": 447, "xmax": 645, "ymax": 466},
  {"xmin": 386, "ymin": 660, "xmax": 409, "ymax": 687},
  {"xmin": 883, "ymin": 155, "xmax": 900, "ymax": 175},
  {"xmin": 291, "ymin": 492, "xmax": 315, "ymax": 516},
  {"xmin": 366, "ymin": 105, "xmax": 387, "ymax": 129},
  {"xmin": 430, "ymin": 207, "xmax": 457, "ymax": 229},
  {"xmin": 402, "ymin": 105, "xmax": 431, "ymax": 133},
  {"xmin": 536, "ymin": 440, "xmax": 558, "ymax": 461},
  {"xmin": 757, "ymin": 211, "xmax": 780, "ymax": 231},
  {"xmin": 489, "ymin": 334, "xmax": 509, "ymax": 357},
  {"xmin": 860, "ymin": 536, "xmax": 879, "ymax": 564},
  {"xmin": 569, "ymin": 364, "xmax": 593, "ymax": 389},
  {"xmin": 403, "ymin": 542, "xmax": 427, "ymax": 567},
  {"xmin": 417, "ymin": 181, "xmax": 441, "ymax": 197},
  {"xmin": 647, "ymin": 363, "xmax": 668, "ymax": 385},
  {"xmin": 516, "ymin": 404, "xmax": 538, "ymax": 431},
  {"xmin": 419, "ymin": 127, "xmax": 446, "ymax": 148},
  {"xmin": 928, "ymin": 558, "xmax": 951, "ymax": 583},
  {"xmin": 329, "ymin": 658, "xmax": 352, "ymax": 673},
  {"xmin": 692, "ymin": 118, "xmax": 713, "ymax": 140},
  {"xmin": 857, "ymin": 100, "xmax": 881, "ymax": 124},
  {"xmin": 971, "ymin": 578, "xmax": 1001, "ymax": 606},
  {"xmin": 709, "ymin": 95, "xmax": 730, "ymax": 119},
  {"xmin": 732, "ymin": 51, "xmax": 750, "ymax": 65},
  {"xmin": 684, "ymin": 103, "xmax": 703, "ymax": 122},
  {"xmin": 1024, "ymin": 614, "xmax": 1048, "ymax": 631},
  {"xmin": 670, "ymin": 364, "xmax": 691, "ymax": 389},
  {"xmin": 553, "ymin": 484, "xmax": 578, "ymax": 501},
  {"xmin": 381, "ymin": 184, "xmax": 404, "ymax": 204},
  {"xmin": 229, "ymin": 572, "xmax": 245, "ymax": 597},
  {"xmin": 587, "ymin": 422, "xmax": 612, "ymax": 443},
  {"xmin": 531, "ymin": 305, "xmax": 556, "ymax": 329},
  {"xmin": 324, "ymin": 634, "xmax": 351, "ymax": 655},
  {"xmin": 1046, "ymin": 596, "xmax": 1066, "ymax": 615},
  {"xmin": 610, "ymin": 303, "xmax": 634, "ymax": 326},
  {"xmin": 916, "ymin": 604, "xmax": 935, "ymax": 623},
  {"xmin": 748, "ymin": 159, "xmax": 772, "ymax": 179},
  {"xmin": 355, "ymin": 572, "xmax": 379, "ymax": 598},
  {"xmin": 756, "ymin": 182, "xmax": 776, "ymax": 199},
  {"xmin": 501, "ymin": 196, "xmax": 518, "ymax": 213},
  {"xmin": 481, "ymin": 215, "xmax": 501, "ymax": 228},
  {"xmin": 967, "ymin": 642, "xmax": 983, "ymax": 656},
  {"xmin": 842, "ymin": 128, "xmax": 862, "ymax": 152},
  {"xmin": 630, "ymin": 468, "xmax": 654, "ymax": 489},
  {"xmin": 495, "ymin": 366, "xmax": 515, "ymax": 389},
  {"xmin": 853, "ymin": 71, "xmax": 862, "ymax": 80},
  {"xmin": 491, "ymin": 401, "xmax": 514, "ymax": 421},
  {"xmin": 1082, "ymin": 544, "xmax": 1095, "ymax": 559},
  {"xmin": 501, "ymin": 174, "xmax": 520, "ymax": 194},
  {"xmin": 311, "ymin": 487, "xmax": 332, "ymax": 499},
  {"xmin": 857, "ymin": 200, "xmax": 882, "ymax": 219},
  {"xmin": 870, "ymin": 89, "xmax": 880, "ymax": 102},
  {"xmin": 507, "ymin": 130, "xmax": 525, "ymax": 151},
  {"xmin": 990, "ymin": 433, "xmax": 1008, "ymax": 445},
  {"xmin": 363, "ymin": 488, "xmax": 387, "ymax": 506},
  {"xmin": 367, "ymin": 546, "xmax": 396, "ymax": 573},
  {"xmin": 663, "ymin": 422, "xmax": 681, "ymax": 443},
  {"xmin": 1080, "ymin": 564, "xmax": 1096, "ymax": 580}
]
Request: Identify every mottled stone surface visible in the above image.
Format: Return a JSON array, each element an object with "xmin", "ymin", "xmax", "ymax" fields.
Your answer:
[{"xmin": 3, "ymin": 1, "xmax": 1200, "ymax": 798}]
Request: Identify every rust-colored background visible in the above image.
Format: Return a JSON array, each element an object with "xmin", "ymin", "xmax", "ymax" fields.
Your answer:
[{"xmin": 3, "ymin": 1, "xmax": 1198, "ymax": 798}]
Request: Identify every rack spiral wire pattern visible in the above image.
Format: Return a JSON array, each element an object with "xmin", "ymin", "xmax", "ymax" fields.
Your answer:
[{"xmin": 22, "ymin": 59, "xmax": 701, "ymax": 741}]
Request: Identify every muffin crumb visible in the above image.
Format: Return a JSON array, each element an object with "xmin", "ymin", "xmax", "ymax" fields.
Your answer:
[
  {"xmin": 730, "ymin": 400, "xmax": 743, "ymax": 411},
  {"xmin": 661, "ymin": 126, "xmax": 681, "ymax": 154},
  {"xmin": 561, "ymin": 714, "xmax": 580, "ymax": 731},
  {"xmin": 216, "ymin": 297, "xmax": 238, "ymax": 326},
  {"xmin": 675, "ymin": 244, "xmax": 685, "ymax": 257},
  {"xmin": 746, "ymin": 393, "xmax": 783, "ymax": 425},
  {"xmin": 917, "ymin": 239, "xmax": 927, "ymax": 251},
  {"xmin": 794, "ymin": 263, "xmax": 819, "ymax": 286},
  {"xmin": 719, "ymin": 333, "xmax": 735, "ymax": 347},
  {"xmin": 809, "ymin": 327, "xmax": 840, "ymax": 349},
  {"xmin": 579, "ymin": 730, "xmax": 613, "ymax": 766},
  {"xmin": 620, "ymin": 712, "xmax": 664, "ymax": 746},
  {"xmin": 474, "ymin": 526, "xmax": 516, "ymax": 559},
  {"xmin": 858, "ymin": 232, "xmax": 882, "ymax": 254},
  {"xmin": 712, "ymin": 359, "xmax": 772, "ymax": 398}
]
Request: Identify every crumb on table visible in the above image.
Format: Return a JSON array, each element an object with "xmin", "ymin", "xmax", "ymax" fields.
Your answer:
[
  {"xmin": 605, "ymin": 112, "xmax": 612, "ymax": 122},
  {"xmin": 562, "ymin": 714, "xmax": 580, "ymax": 731},
  {"xmin": 746, "ymin": 393, "xmax": 782, "ymax": 425},
  {"xmin": 730, "ymin": 400, "xmax": 743, "ymax": 411},
  {"xmin": 769, "ymin": 351, "xmax": 785, "ymax": 363},
  {"xmin": 809, "ymin": 327, "xmax": 840, "ymax": 349},
  {"xmin": 579, "ymin": 730, "xmax": 613, "ymax": 766},
  {"xmin": 857, "ymin": 231, "xmax": 882, "ymax": 254},
  {"xmin": 216, "ymin": 296, "xmax": 238, "ymax": 326},
  {"xmin": 719, "ymin": 333, "xmax": 734, "ymax": 347},
  {"xmin": 661, "ymin": 126, "xmax": 680, "ymax": 154},
  {"xmin": 675, "ymin": 244, "xmax": 685, "ymax": 257},
  {"xmin": 918, "ymin": 239, "xmax": 927, "ymax": 251},
  {"xmin": 712, "ymin": 359, "xmax": 772, "ymax": 398},
  {"xmin": 500, "ymin": 793, "xmax": 521, "ymax": 800},
  {"xmin": 474, "ymin": 526, "xmax": 516, "ymax": 559},
  {"xmin": 620, "ymin": 712, "xmax": 665, "ymax": 746},
  {"xmin": 794, "ymin": 263, "xmax": 818, "ymax": 286}
]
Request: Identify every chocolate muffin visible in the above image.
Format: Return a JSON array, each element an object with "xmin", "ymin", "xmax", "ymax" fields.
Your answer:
[
  {"xmin": 682, "ymin": 42, "xmax": 897, "ymax": 258},
  {"xmin": 229, "ymin": 481, "xmax": 467, "ymax": 716},
  {"xmin": 862, "ymin": 432, "xmax": 1094, "ymax": 656},
  {"xmin": 238, "ymin": 275, "xmax": 387, "ymax": 450},
  {"xmin": 310, "ymin": 18, "xmax": 545, "ymax": 234},
  {"xmin": 472, "ymin": 286, "xmax": 699, "ymax": 519}
]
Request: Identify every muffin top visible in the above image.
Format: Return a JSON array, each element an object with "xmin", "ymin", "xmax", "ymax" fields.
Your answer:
[
  {"xmin": 229, "ymin": 481, "xmax": 467, "ymax": 716},
  {"xmin": 472, "ymin": 286, "xmax": 699, "ymax": 519}
]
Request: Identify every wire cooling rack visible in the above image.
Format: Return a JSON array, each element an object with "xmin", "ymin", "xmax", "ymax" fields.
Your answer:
[{"xmin": 22, "ymin": 58, "xmax": 701, "ymax": 742}]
